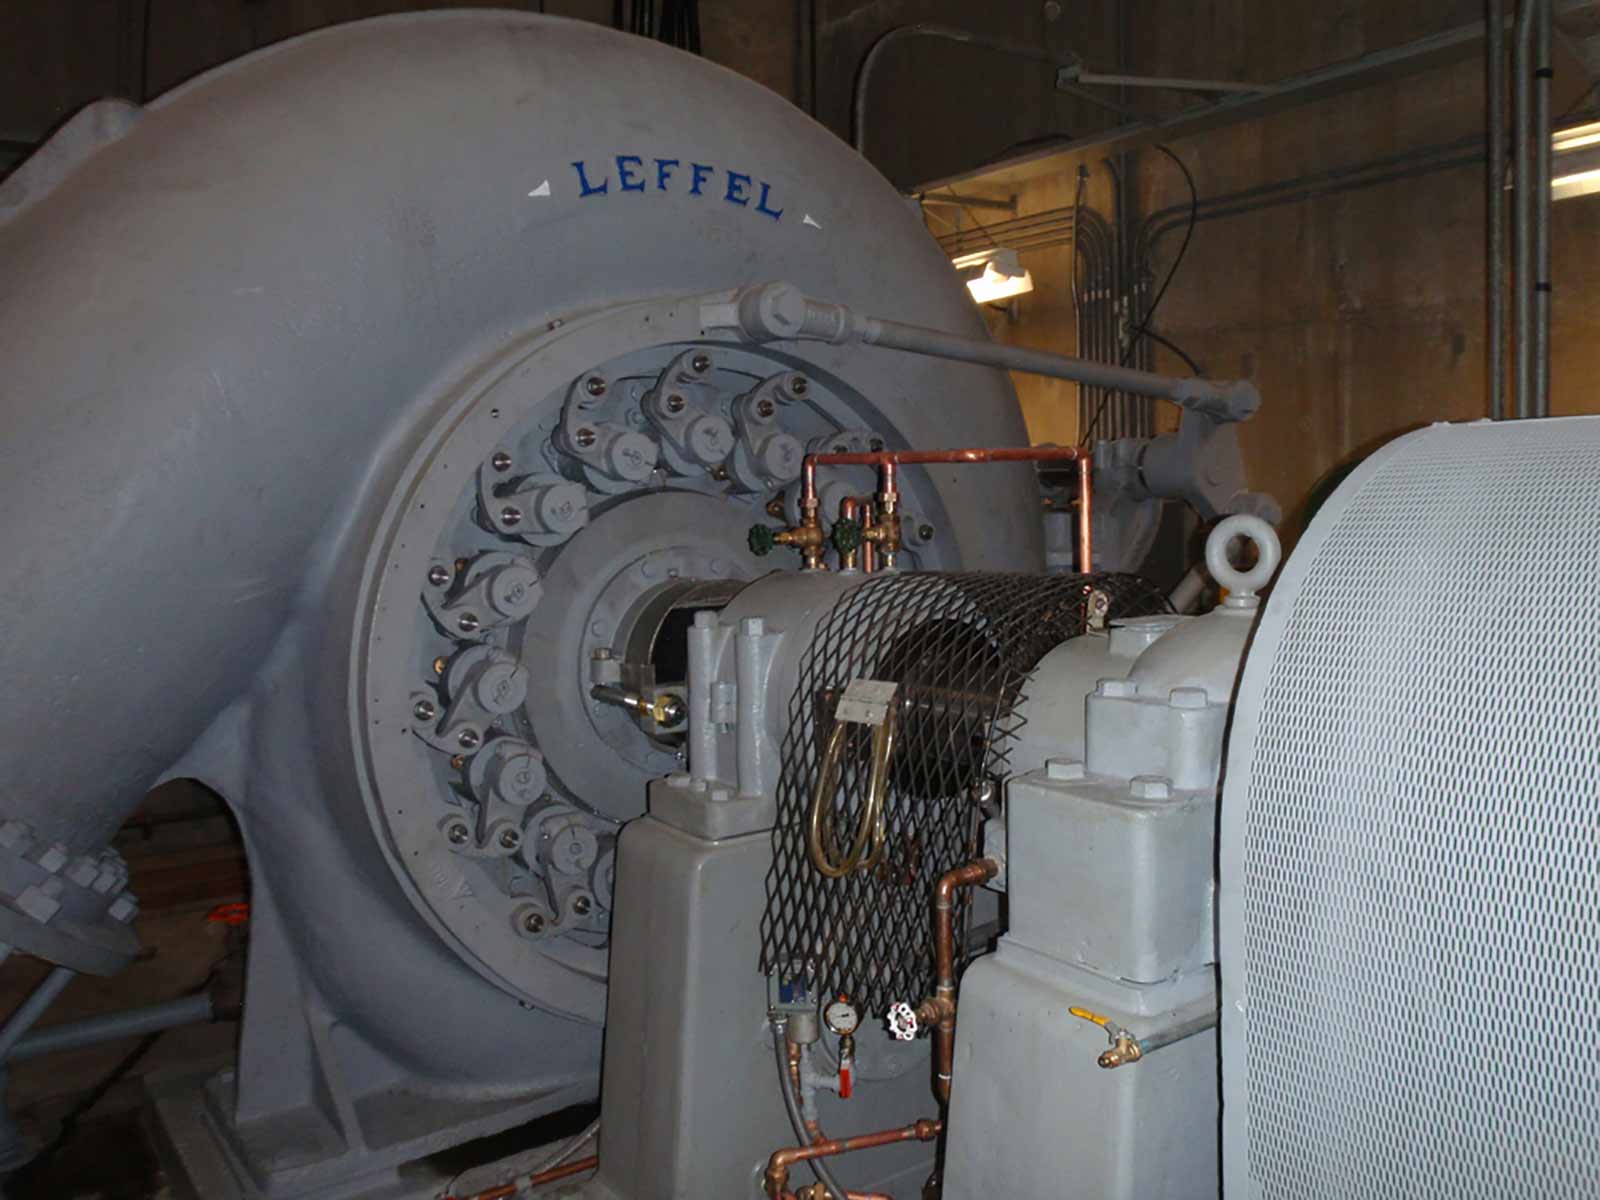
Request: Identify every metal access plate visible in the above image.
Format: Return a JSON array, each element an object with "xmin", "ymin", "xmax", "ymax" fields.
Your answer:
[{"xmin": 834, "ymin": 679, "xmax": 899, "ymax": 726}]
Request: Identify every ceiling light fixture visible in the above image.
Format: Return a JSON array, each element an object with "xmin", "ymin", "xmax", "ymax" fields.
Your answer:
[{"xmin": 951, "ymin": 247, "xmax": 1035, "ymax": 304}]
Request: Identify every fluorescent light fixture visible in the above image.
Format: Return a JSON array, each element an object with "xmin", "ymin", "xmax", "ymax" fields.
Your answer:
[
  {"xmin": 1553, "ymin": 121, "xmax": 1600, "ymax": 201},
  {"xmin": 1553, "ymin": 120, "xmax": 1600, "ymax": 153},
  {"xmin": 952, "ymin": 247, "xmax": 1034, "ymax": 304}
]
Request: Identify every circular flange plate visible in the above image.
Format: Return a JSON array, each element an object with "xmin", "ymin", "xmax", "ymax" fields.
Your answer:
[{"xmin": 520, "ymin": 491, "xmax": 765, "ymax": 819}]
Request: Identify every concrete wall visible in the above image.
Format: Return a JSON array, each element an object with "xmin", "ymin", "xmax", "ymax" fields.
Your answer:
[{"xmin": 946, "ymin": 1, "xmax": 1600, "ymax": 535}]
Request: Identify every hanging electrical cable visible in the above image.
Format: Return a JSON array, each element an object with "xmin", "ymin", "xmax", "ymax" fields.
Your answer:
[{"xmin": 1082, "ymin": 143, "xmax": 1197, "ymax": 444}]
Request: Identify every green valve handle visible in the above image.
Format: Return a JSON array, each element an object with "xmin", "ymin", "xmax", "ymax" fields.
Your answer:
[
  {"xmin": 748, "ymin": 524, "xmax": 778, "ymax": 557},
  {"xmin": 831, "ymin": 518, "xmax": 863, "ymax": 554}
]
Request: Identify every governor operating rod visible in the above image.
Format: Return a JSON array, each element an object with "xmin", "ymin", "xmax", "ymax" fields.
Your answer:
[{"xmin": 710, "ymin": 282, "xmax": 1261, "ymax": 423}]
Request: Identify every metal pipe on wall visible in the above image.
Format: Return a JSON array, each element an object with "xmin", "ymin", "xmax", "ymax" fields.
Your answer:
[
  {"xmin": 1513, "ymin": 0, "xmax": 1536, "ymax": 419},
  {"xmin": 1488, "ymin": 0, "xmax": 1507, "ymax": 420},
  {"xmin": 1533, "ymin": 0, "xmax": 1552, "ymax": 417}
]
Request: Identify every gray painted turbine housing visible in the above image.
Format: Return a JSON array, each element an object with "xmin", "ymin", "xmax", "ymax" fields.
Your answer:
[{"xmin": 0, "ymin": 8, "xmax": 1039, "ymax": 1156}]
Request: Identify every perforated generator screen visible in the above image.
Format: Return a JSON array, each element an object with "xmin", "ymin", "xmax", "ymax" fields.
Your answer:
[{"xmin": 1220, "ymin": 418, "xmax": 1600, "ymax": 1199}]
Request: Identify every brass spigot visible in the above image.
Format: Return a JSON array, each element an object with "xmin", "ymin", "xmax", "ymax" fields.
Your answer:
[
  {"xmin": 1097, "ymin": 1034, "xmax": 1144, "ymax": 1069},
  {"xmin": 1069, "ymin": 1005, "xmax": 1145, "ymax": 1070}
]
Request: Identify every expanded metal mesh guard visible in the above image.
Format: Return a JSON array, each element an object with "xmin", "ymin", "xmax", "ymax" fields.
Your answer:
[{"xmin": 760, "ymin": 571, "xmax": 1169, "ymax": 1017}]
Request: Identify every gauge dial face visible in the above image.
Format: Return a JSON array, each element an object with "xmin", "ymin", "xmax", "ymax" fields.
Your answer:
[{"xmin": 824, "ymin": 999, "xmax": 860, "ymax": 1035}]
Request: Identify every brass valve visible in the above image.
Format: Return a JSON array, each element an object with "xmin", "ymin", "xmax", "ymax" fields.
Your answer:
[
  {"xmin": 748, "ymin": 519, "xmax": 827, "ymax": 571},
  {"xmin": 1069, "ymin": 1005, "xmax": 1144, "ymax": 1070},
  {"xmin": 1097, "ymin": 1033, "xmax": 1144, "ymax": 1069},
  {"xmin": 590, "ymin": 684, "xmax": 686, "ymax": 727}
]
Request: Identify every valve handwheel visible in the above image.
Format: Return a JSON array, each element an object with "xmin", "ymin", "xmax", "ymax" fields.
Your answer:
[
  {"xmin": 830, "ymin": 518, "xmax": 863, "ymax": 555},
  {"xmin": 886, "ymin": 1001, "xmax": 919, "ymax": 1042},
  {"xmin": 747, "ymin": 524, "xmax": 778, "ymax": 557}
]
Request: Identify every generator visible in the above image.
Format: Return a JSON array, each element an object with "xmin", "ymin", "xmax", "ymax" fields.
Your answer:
[{"xmin": 2, "ymin": 10, "xmax": 1592, "ymax": 1200}]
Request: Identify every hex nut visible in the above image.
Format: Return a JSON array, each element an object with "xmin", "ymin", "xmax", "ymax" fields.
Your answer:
[
  {"xmin": 33, "ymin": 843, "xmax": 69, "ymax": 874},
  {"xmin": 1096, "ymin": 678, "xmax": 1138, "ymax": 699},
  {"xmin": 1129, "ymin": 775, "xmax": 1172, "ymax": 801},
  {"xmin": 1169, "ymin": 687, "xmax": 1209, "ymax": 710},
  {"xmin": 66, "ymin": 858, "xmax": 99, "ymax": 888},
  {"xmin": 107, "ymin": 894, "xmax": 139, "ymax": 924},
  {"xmin": 16, "ymin": 884, "xmax": 61, "ymax": 925},
  {"xmin": 1045, "ymin": 757, "xmax": 1085, "ymax": 781}
]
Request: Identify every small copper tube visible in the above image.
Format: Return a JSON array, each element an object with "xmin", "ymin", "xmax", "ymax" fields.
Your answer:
[
  {"xmin": 800, "ymin": 447, "xmax": 1094, "ymax": 573},
  {"xmin": 765, "ymin": 1119, "xmax": 943, "ymax": 1200},
  {"xmin": 837, "ymin": 497, "xmax": 861, "ymax": 572},
  {"xmin": 859, "ymin": 501, "xmax": 877, "ymax": 574},
  {"xmin": 448, "ymin": 1154, "xmax": 599, "ymax": 1200},
  {"xmin": 1075, "ymin": 453, "xmax": 1093, "ymax": 573}
]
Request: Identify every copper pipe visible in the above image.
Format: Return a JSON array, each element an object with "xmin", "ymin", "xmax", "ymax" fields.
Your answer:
[
  {"xmin": 810, "ymin": 448, "xmax": 1090, "ymax": 467},
  {"xmin": 1075, "ymin": 453, "xmax": 1093, "ymax": 572},
  {"xmin": 859, "ymin": 500, "xmax": 877, "ymax": 573},
  {"xmin": 449, "ymin": 1153, "xmax": 599, "ymax": 1200},
  {"xmin": 907, "ymin": 858, "xmax": 999, "ymax": 1107},
  {"xmin": 782, "ymin": 1039, "xmax": 889, "ymax": 1199},
  {"xmin": 765, "ymin": 1119, "xmax": 942, "ymax": 1199},
  {"xmin": 799, "ymin": 446, "xmax": 1094, "ymax": 573}
]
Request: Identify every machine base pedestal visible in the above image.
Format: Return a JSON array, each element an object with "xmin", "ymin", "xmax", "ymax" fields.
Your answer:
[{"xmin": 147, "ymin": 1062, "xmax": 582, "ymax": 1200}]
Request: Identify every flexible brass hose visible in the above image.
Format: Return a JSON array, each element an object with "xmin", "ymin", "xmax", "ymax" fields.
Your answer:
[{"xmin": 806, "ymin": 705, "xmax": 896, "ymax": 878}]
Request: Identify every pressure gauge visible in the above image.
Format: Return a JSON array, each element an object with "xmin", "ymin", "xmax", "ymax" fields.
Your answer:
[{"xmin": 823, "ymin": 998, "xmax": 860, "ymax": 1037}]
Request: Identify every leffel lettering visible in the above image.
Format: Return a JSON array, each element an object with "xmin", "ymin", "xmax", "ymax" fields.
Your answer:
[{"xmin": 568, "ymin": 157, "xmax": 784, "ymax": 222}]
